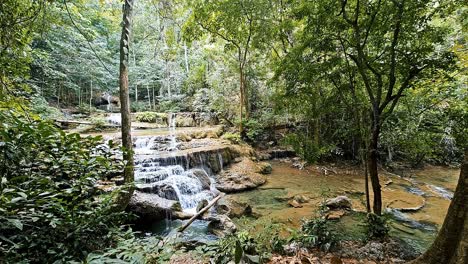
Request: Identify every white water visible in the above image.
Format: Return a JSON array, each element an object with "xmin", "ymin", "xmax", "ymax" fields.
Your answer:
[
  {"xmin": 167, "ymin": 113, "xmax": 178, "ymax": 151},
  {"xmin": 106, "ymin": 113, "xmax": 121, "ymax": 125},
  {"xmin": 133, "ymin": 117, "xmax": 218, "ymax": 213}
]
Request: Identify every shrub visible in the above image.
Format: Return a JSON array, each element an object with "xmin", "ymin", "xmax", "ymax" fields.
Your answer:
[
  {"xmin": 366, "ymin": 213, "xmax": 389, "ymax": 239},
  {"xmin": 299, "ymin": 217, "xmax": 336, "ymax": 252},
  {"xmin": 222, "ymin": 132, "xmax": 242, "ymax": 144},
  {"xmin": 131, "ymin": 101, "xmax": 149, "ymax": 112},
  {"xmin": 135, "ymin": 111, "xmax": 167, "ymax": 124},
  {"xmin": 0, "ymin": 111, "xmax": 129, "ymax": 262}
]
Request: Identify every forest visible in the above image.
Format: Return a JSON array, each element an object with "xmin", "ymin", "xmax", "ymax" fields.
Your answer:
[{"xmin": 0, "ymin": 0, "xmax": 467, "ymax": 263}]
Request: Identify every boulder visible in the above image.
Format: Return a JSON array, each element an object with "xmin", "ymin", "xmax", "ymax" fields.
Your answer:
[
  {"xmin": 216, "ymin": 197, "xmax": 252, "ymax": 218},
  {"xmin": 128, "ymin": 191, "xmax": 181, "ymax": 221},
  {"xmin": 190, "ymin": 169, "xmax": 211, "ymax": 190},
  {"xmin": 196, "ymin": 199, "xmax": 209, "ymax": 213},
  {"xmin": 214, "ymin": 158, "xmax": 266, "ymax": 193},
  {"xmin": 136, "ymin": 183, "xmax": 179, "ymax": 201},
  {"xmin": 293, "ymin": 194, "xmax": 310, "ymax": 204},
  {"xmin": 207, "ymin": 215, "xmax": 237, "ymax": 237},
  {"xmin": 256, "ymin": 162, "xmax": 272, "ymax": 174},
  {"xmin": 325, "ymin": 196, "xmax": 352, "ymax": 209}
]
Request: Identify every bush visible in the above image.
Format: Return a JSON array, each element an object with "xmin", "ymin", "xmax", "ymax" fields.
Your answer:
[
  {"xmin": 222, "ymin": 132, "xmax": 242, "ymax": 144},
  {"xmin": 299, "ymin": 217, "xmax": 336, "ymax": 252},
  {"xmin": 281, "ymin": 133, "xmax": 334, "ymax": 163},
  {"xmin": 0, "ymin": 111, "xmax": 130, "ymax": 262},
  {"xmin": 243, "ymin": 118, "xmax": 264, "ymax": 141},
  {"xmin": 135, "ymin": 111, "xmax": 167, "ymax": 124},
  {"xmin": 131, "ymin": 101, "xmax": 149, "ymax": 112},
  {"xmin": 29, "ymin": 96, "xmax": 64, "ymax": 120},
  {"xmin": 366, "ymin": 213, "xmax": 389, "ymax": 239},
  {"xmin": 198, "ymin": 231, "xmax": 271, "ymax": 264}
]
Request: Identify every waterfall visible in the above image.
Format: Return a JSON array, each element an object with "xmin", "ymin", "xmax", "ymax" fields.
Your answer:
[
  {"xmin": 132, "ymin": 117, "xmax": 221, "ymax": 214},
  {"xmin": 167, "ymin": 113, "xmax": 178, "ymax": 151},
  {"xmin": 106, "ymin": 113, "xmax": 121, "ymax": 125}
]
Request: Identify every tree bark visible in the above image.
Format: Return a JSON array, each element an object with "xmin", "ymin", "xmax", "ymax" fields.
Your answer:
[
  {"xmin": 410, "ymin": 151, "xmax": 467, "ymax": 264},
  {"xmin": 368, "ymin": 111, "xmax": 382, "ymax": 215},
  {"xmin": 117, "ymin": 0, "xmax": 135, "ymax": 209}
]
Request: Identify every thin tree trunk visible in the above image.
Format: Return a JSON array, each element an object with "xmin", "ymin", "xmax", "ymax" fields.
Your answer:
[
  {"xmin": 135, "ymin": 84, "xmax": 138, "ymax": 104},
  {"xmin": 239, "ymin": 63, "xmax": 244, "ymax": 133},
  {"xmin": 364, "ymin": 157, "xmax": 371, "ymax": 213},
  {"xmin": 117, "ymin": 0, "xmax": 135, "ymax": 209},
  {"xmin": 89, "ymin": 80, "xmax": 93, "ymax": 109},
  {"xmin": 410, "ymin": 151, "xmax": 467, "ymax": 264},
  {"xmin": 184, "ymin": 42, "xmax": 189, "ymax": 74},
  {"xmin": 152, "ymin": 86, "xmax": 155, "ymax": 110},
  {"xmin": 368, "ymin": 111, "xmax": 382, "ymax": 215},
  {"xmin": 147, "ymin": 84, "xmax": 151, "ymax": 109}
]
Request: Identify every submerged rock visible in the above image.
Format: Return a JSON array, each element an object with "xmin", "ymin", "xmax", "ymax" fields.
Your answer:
[
  {"xmin": 216, "ymin": 197, "xmax": 252, "ymax": 218},
  {"xmin": 325, "ymin": 196, "xmax": 352, "ymax": 209}
]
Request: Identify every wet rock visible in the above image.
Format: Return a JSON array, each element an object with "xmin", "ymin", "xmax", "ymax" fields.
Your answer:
[
  {"xmin": 190, "ymin": 169, "xmax": 211, "ymax": 190},
  {"xmin": 136, "ymin": 183, "xmax": 179, "ymax": 201},
  {"xmin": 195, "ymin": 112, "xmax": 219, "ymax": 126},
  {"xmin": 216, "ymin": 197, "xmax": 253, "ymax": 217},
  {"xmin": 326, "ymin": 210, "xmax": 346, "ymax": 220},
  {"xmin": 256, "ymin": 162, "xmax": 272, "ymax": 174},
  {"xmin": 325, "ymin": 196, "xmax": 352, "ymax": 209},
  {"xmin": 216, "ymin": 170, "xmax": 266, "ymax": 193},
  {"xmin": 196, "ymin": 199, "xmax": 208, "ymax": 213},
  {"xmin": 128, "ymin": 191, "xmax": 181, "ymax": 221},
  {"xmin": 206, "ymin": 215, "xmax": 237, "ymax": 237}
]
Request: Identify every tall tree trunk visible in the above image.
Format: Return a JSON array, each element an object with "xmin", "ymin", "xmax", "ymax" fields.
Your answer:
[
  {"xmin": 117, "ymin": 0, "xmax": 135, "ymax": 209},
  {"xmin": 239, "ymin": 63, "xmax": 244, "ymax": 133},
  {"xmin": 410, "ymin": 151, "xmax": 467, "ymax": 264},
  {"xmin": 368, "ymin": 111, "xmax": 382, "ymax": 215}
]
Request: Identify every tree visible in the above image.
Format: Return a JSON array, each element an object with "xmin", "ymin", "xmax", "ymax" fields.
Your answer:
[
  {"xmin": 184, "ymin": 0, "xmax": 270, "ymax": 133},
  {"xmin": 117, "ymin": 0, "xmax": 135, "ymax": 208},
  {"xmin": 410, "ymin": 150, "xmax": 467, "ymax": 264},
  {"xmin": 278, "ymin": 0, "xmax": 455, "ymax": 215}
]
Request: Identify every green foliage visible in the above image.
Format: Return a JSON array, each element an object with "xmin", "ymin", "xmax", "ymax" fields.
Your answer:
[
  {"xmin": 135, "ymin": 112, "xmax": 167, "ymax": 124},
  {"xmin": 84, "ymin": 231, "xmax": 173, "ymax": 264},
  {"xmin": 0, "ymin": 112, "xmax": 129, "ymax": 262},
  {"xmin": 131, "ymin": 101, "xmax": 148, "ymax": 113},
  {"xmin": 198, "ymin": 231, "xmax": 271, "ymax": 264},
  {"xmin": 299, "ymin": 217, "xmax": 336, "ymax": 252},
  {"xmin": 222, "ymin": 132, "xmax": 242, "ymax": 144},
  {"xmin": 282, "ymin": 133, "xmax": 335, "ymax": 163},
  {"xmin": 366, "ymin": 213, "xmax": 390, "ymax": 239},
  {"xmin": 29, "ymin": 96, "xmax": 64, "ymax": 120},
  {"xmin": 89, "ymin": 116, "xmax": 108, "ymax": 130},
  {"xmin": 243, "ymin": 119, "xmax": 264, "ymax": 141}
]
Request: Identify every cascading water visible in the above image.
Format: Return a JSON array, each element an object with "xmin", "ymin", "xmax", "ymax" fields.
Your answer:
[
  {"xmin": 106, "ymin": 113, "xmax": 121, "ymax": 125},
  {"xmin": 167, "ymin": 112, "xmax": 178, "ymax": 151},
  {"xmin": 133, "ymin": 113, "xmax": 220, "ymax": 214}
]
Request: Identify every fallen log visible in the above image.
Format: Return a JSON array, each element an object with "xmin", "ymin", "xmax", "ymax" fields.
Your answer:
[{"xmin": 178, "ymin": 194, "xmax": 223, "ymax": 233}]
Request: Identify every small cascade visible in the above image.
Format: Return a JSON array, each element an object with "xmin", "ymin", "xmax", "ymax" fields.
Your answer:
[
  {"xmin": 427, "ymin": 184, "xmax": 453, "ymax": 200},
  {"xmin": 167, "ymin": 113, "xmax": 178, "ymax": 151},
  {"xmin": 218, "ymin": 152, "xmax": 224, "ymax": 171},
  {"xmin": 132, "ymin": 119, "xmax": 228, "ymax": 214},
  {"xmin": 106, "ymin": 113, "xmax": 121, "ymax": 125}
]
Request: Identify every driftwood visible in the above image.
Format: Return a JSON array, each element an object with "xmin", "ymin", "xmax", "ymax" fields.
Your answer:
[{"xmin": 178, "ymin": 194, "xmax": 223, "ymax": 233}]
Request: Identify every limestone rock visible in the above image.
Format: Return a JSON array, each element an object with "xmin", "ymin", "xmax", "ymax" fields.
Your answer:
[
  {"xmin": 325, "ymin": 196, "xmax": 352, "ymax": 209},
  {"xmin": 256, "ymin": 162, "xmax": 272, "ymax": 174},
  {"xmin": 207, "ymin": 215, "xmax": 237, "ymax": 237},
  {"xmin": 128, "ymin": 191, "xmax": 181, "ymax": 221},
  {"xmin": 190, "ymin": 169, "xmax": 211, "ymax": 190},
  {"xmin": 326, "ymin": 210, "xmax": 346, "ymax": 220}
]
